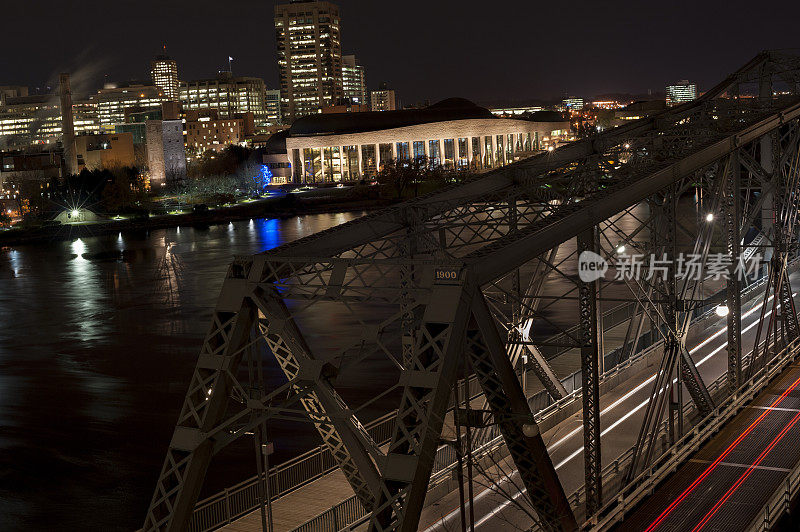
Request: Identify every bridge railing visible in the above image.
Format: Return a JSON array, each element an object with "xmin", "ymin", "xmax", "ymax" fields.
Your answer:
[
  {"xmin": 288, "ymin": 331, "xmax": 716, "ymax": 532},
  {"xmin": 745, "ymin": 450, "xmax": 800, "ymax": 531},
  {"xmin": 187, "ymin": 411, "xmax": 396, "ymax": 532},
  {"xmin": 566, "ymin": 365, "xmax": 732, "ymax": 521}
]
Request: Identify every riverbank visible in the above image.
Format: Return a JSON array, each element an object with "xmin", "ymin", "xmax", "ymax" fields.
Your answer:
[{"xmin": 0, "ymin": 188, "xmax": 396, "ymax": 246}]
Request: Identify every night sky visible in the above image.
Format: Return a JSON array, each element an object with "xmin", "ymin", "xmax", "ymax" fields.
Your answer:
[{"xmin": 3, "ymin": 0, "xmax": 799, "ymax": 105}]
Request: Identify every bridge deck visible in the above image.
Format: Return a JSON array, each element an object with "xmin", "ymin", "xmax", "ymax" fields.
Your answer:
[
  {"xmin": 221, "ymin": 469, "xmax": 352, "ymax": 532},
  {"xmin": 618, "ymin": 362, "xmax": 800, "ymax": 532},
  {"xmin": 419, "ymin": 274, "xmax": 800, "ymax": 531},
  {"xmin": 221, "ymin": 274, "xmax": 799, "ymax": 532}
]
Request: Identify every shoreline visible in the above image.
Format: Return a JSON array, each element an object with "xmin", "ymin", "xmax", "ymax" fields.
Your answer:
[{"xmin": 0, "ymin": 192, "xmax": 396, "ymax": 246}]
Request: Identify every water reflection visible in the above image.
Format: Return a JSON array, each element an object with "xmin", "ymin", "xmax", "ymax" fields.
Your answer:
[
  {"xmin": 0, "ymin": 212, "xmax": 366, "ymax": 531},
  {"xmin": 257, "ymin": 218, "xmax": 281, "ymax": 252}
]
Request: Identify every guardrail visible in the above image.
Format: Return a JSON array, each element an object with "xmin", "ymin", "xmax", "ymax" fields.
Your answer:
[
  {"xmin": 289, "ymin": 316, "xmax": 740, "ymax": 532},
  {"xmin": 188, "ymin": 411, "xmax": 396, "ymax": 532},
  {"xmin": 746, "ymin": 421, "xmax": 800, "ymax": 530},
  {"xmin": 746, "ymin": 459, "xmax": 800, "ymax": 531},
  {"xmin": 567, "ymin": 357, "xmax": 734, "ymax": 522}
]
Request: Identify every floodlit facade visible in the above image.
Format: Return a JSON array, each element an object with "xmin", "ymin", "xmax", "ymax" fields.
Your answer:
[
  {"xmin": 284, "ymin": 99, "xmax": 571, "ymax": 184},
  {"xmin": 181, "ymin": 73, "xmax": 269, "ymax": 128},
  {"xmin": 146, "ymin": 120, "xmax": 187, "ymax": 186},
  {"xmin": 0, "ymin": 95, "xmax": 98, "ymax": 148},
  {"xmin": 275, "ymin": 0, "xmax": 343, "ymax": 122},
  {"xmin": 150, "ymin": 55, "xmax": 180, "ymax": 102},
  {"xmin": 342, "ymin": 55, "xmax": 366, "ymax": 104},
  {"xmin": 74, "ymin": 132, "xmax": 136, "ymax": 171},
  {"xmin": 666, "ymin": 80, "xmax": 697, "ymax": 106},
  {"xmin": 185, "ymin": 110, "xmax": 255, "ymax": 155}
]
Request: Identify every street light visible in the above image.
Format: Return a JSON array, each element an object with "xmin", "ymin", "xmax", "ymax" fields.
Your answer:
[
  {"xmin": 705, "ymin": 213, "xmax": 714, "ymax": 222},
  {"xmin": 716, "ymin": 304, "xmax": 730, "ymax": 317}
]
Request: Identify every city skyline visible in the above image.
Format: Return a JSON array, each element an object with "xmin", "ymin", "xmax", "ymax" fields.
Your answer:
[{"xmin": 4, "ymin": 0, "xmax": 799, "ymax": 105}]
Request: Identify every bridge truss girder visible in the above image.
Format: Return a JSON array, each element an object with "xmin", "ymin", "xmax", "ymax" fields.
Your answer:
[{"xmin": 144, "ymin": 52, "xmax": 800, "ymax": 532}]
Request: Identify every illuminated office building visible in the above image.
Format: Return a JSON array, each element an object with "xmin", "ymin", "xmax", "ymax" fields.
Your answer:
[
  {"xmin": 370, "ymin": 82, "xmax": 397, "ymax": 112},
  {"xmin": 150, "ymin": 55, "xmax": 180, "ymax": 102},
  {"xmin": 666, "ymin": 80, "xmax": 697, "ymax": 106},
  {"xmin": 0, "ymin": 95, "xmax": 98, "ymax": 148},
  {"xmin": 180, "ymin": 73, "xmax": 268, "ymax": 127},
  {"xmin": 275, "ymin": 0, "xmax": 343, "ymax": 122},
  {"xmin": 266, "ymin": 89, "xmax": 282, "ymax": 125},
  {"xmin": 90, "ymin": 84, "xmax": 165, "ymax": 127},
  {"xmin": 342, "ymin": 55, "xmax": 366, "ymax": 104},
  {"xmin": 563, "ymin": 97, "xmax": 585, "ymax": 110}
]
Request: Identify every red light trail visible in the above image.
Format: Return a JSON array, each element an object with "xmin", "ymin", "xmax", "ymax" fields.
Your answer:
[
  {"xmin": 644, "ymin": 372, "xmax": 800, "ymax": 532},
  {"xmin": 691, "ymin": 408, "xmax": 800, "ymax": 531}
]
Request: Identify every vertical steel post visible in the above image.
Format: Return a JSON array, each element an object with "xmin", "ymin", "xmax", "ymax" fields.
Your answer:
[
  {"xmin": 726, "ymin": 152, "xmax": 743, "ymax": 391},
  {"xmin": 577, "ymin": 227, "xmax": 602, "ymax": 515}
]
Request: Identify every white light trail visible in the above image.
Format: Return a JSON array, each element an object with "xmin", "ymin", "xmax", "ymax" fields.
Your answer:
[{"xmin": 425, "ymin": 291, "xmax": 789, "ymax": 532}]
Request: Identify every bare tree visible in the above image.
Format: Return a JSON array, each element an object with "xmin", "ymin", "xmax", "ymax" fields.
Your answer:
[{"xmin": 377, "ymin": 157, "xmax": 431, "ymax": 198}]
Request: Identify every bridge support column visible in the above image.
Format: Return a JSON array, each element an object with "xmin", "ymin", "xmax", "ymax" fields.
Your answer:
[
  {"xmin": 577, "ymin": 227, "xmax": 602, "ymax": 516},
  {"xmin": 727, "ymin": 151, "xmax": 743, "ymax": 392},
  {"xmin": 469, "ymin": 292, "xmax": 577, "ymax": 532},
  {"xmin": 761, "ymin": 135, "xmax": 776, "ymax": 266}
]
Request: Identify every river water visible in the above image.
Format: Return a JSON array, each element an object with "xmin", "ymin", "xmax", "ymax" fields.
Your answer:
[{"xmin": 0, "ymin": 213, "xmax": 365, "ymax": 531}]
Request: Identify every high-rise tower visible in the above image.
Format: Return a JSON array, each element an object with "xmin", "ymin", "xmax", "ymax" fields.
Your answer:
[
  {"xmin": 342, "ymin": 55, "xmax": 366, "ymax": 105},
  {"xmin": 150, "ymin": 54, "xmax": 180, "ymax": 102},
  {"xmin": 275, "ymin": 0, "xmax": 343, "ymax": 122}
]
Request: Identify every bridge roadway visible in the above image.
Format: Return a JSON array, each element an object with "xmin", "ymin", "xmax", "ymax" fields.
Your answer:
[
  {"xmin": 220, "ymin": 273, "xmax": 800, "ymax": 532},
  {"xmin": 616, "ymin": 357, "xmax": 800, "ymax": 531},
  {"xmin": 420, "ymin": 273, "xmax": 800, "ymax": 532}
]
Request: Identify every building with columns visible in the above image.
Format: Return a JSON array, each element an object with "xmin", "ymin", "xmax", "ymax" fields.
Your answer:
[{"xmin": 282, "ymin": 99, "xmax": 570, "ymax": 184}]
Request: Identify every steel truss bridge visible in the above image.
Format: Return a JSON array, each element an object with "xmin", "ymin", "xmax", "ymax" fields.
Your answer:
[{"xmin": 144, "ymin": 51, "xmax": 800, "ymax": 532}]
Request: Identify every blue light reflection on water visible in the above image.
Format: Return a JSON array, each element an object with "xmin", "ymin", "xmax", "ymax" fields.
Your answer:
[
  {"xmin": 257, "ymin": 218, "xmax": 281, "ymax": 252},
  {"xmin": 0, "ymin": 211, "xmax": 367, "ymax": 530}
]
